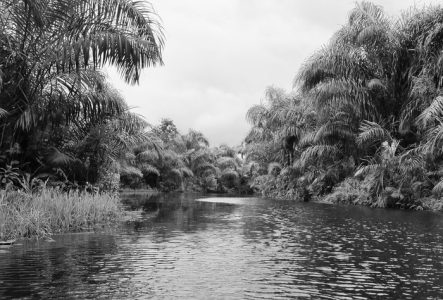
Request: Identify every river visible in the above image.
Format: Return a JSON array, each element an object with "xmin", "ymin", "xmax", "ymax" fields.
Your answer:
[{"xmin": 0, "ymin": 193, "xmax": 442, "ymax": 299}]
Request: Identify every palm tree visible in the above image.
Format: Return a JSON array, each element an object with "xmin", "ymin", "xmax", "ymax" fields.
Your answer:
[
  {"xmin": 0, "ymin": 0, "xmax": 164, "ymax": 189},
  {"xmin": 355, "ymin": 121, "xmax": 426, "ymax": 208},
  {"xmin": 246, "ymin": 87, "xmax": 309, "ymax": 167}
]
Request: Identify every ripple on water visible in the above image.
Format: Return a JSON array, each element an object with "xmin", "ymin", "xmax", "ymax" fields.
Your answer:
[{"xmin": 0, "ymin": 194, "xmax": 442, "ymax": 299}]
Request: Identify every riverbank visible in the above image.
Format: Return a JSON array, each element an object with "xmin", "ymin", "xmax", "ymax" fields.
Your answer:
[
  {"xmin": 253, "ymin": 175, "xmax": 443, "ymax": 212},
  {"xmin": 319, "ymin": 178, "xmax": 443, "ymax": 211},
  {"xmin": 0, "ymin": 188, "xmax": 123, "ymax": 241}
]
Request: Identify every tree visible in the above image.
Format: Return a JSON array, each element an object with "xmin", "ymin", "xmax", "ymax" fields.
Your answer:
[
  {"xmin": 243, "ymin": 2, "xmax": 443, "ymax": 208},
  {"xmin": 0, "ymin": 0, "xmax": 164, "ymax": 189}
]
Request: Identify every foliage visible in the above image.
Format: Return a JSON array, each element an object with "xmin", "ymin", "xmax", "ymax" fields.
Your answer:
[
  {"xmin": 0, "ymin": 0, "xmax": 163, "ymax": 192},
  {"xmin": 120, "ymin": 120, "xmax": 250, "ymax": 193},
  {"xmin": 244, "ymin": 1, "xmax": 443, "ymax": 210}
]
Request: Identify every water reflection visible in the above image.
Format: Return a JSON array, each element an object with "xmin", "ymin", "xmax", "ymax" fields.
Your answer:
[{"xmin": 0, "ymin": 193, "xmax": 442, "ymax": 299}]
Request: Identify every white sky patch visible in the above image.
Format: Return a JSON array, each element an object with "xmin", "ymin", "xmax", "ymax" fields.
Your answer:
[{"xmin": 107, "ymin": 0, "xmax": 441, "ymax": 147}]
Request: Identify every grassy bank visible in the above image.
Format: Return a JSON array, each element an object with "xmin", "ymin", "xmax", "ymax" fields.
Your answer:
[{"xmin": 0, "ymin": 188, "xmax": 123, "ymax": 241}]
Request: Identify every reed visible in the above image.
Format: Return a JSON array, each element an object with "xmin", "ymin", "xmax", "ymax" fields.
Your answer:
[{"xmin": 0, "ymin": 188, "xmax": 122, "ymax": 241}]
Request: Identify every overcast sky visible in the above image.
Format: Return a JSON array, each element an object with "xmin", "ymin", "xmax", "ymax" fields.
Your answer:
[{"xmin": 108, "ymin": 0, "xmax": 440, "ymax": 147}]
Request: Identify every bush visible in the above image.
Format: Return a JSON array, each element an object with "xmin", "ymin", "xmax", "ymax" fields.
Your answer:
[
  {"xmin": 323, "ymin": 177, "xmax": 372, "ymax": 206},
  {"xmin": 420, "ymin": 197, "xmax": 443, "ymax": 211}
]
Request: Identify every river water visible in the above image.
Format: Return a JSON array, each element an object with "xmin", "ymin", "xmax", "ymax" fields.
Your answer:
[{"xmin": 0, "ymin": 193, "xmax": 442, "ymax": 299}]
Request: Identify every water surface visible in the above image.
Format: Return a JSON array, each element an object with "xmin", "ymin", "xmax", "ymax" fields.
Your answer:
[{"xmin": 0, "ymin": 193, "xmax": 442, "ymax": 299}]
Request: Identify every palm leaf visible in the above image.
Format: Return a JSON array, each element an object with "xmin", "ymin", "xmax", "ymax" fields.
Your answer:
[
  {"xmin": 432, "ymin": 179, "xmax": 443, "ymax": 196},
  {"xmin": 120, "ymin": 165, "xmax": 143, "ymax": 178},
  {"xmin": 141, "ymin": 164, "xmax": 160, "ymax": 176},
  {"xmin": 299, "ymin": 144, "xmax": 339, "ymax": 167},
  {"xmin": 357, "ymin": 120, "xmax": 392, "ymax": 146},
  {"xmin": 417, "ymin": 96, "xmax": 443, "ymax": 127},
  {"xmin": 354, "ymin": 164, "xmax": 381, "ymax": 177}
]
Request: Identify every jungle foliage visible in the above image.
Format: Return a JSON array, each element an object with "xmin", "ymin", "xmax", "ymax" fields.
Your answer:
[
  {"xmin": 120, "ymin": 118, "xmax": 252, "ymax": 194},
  {"xmin": 244, "ymin": 2, "xmax": 443, "ymax": 210},
  {"xmin": 0, "ymin": 0, "xmax": 163, "ymax": 192}
]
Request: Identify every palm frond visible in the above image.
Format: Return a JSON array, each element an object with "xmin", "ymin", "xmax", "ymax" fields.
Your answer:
[
  {"xmin": 47, "ymin": 147, "xmax": 74, "ymax": 166},
  {"xmin": 299, "ymin": 144, "xmax": 339, "ymax": 167},
  {"xmin": 298, "ymin": 132, "xmax": 316, "ymax": 148},
  {"xmin": 315, "ymin": 121, "xmax": 355, "ymax": 144},
  {"xmin": 120, "ymin": 165, "xmax": 143, "ymax": 178},
  {"xmin": 141, "ymin": 164, "xmax": 160, "ymax": 176},
  {"xmin": 432, "ymin": 179, "xmax": 443, "ymax": 195},
  {"xmin": 0, "ymin": 107, "xmax": 8, "ymax": 119},
  {"xmin": 354, "ymin": 163, "xmax": 381, "ymax": 177},
  {"xmin": 417, "ymin": 96, "xmax": 443, "ymax": 127},
  {"xmin": 357, "ymin": 120, "xmax": 392, "ymax": 146},
  {"xmin": 246, "ymin": 104, "xmax": 268, "ymax": 125},
  {"xmin": 367, "ymin": 78, "xmax": 386, "ymax": 90},
  {"xmin": 137, "ymin": 150, "xmax": 159, "ymax": 163}
]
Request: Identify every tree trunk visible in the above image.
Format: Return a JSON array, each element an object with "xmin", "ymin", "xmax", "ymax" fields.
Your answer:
[{"xmin": 97, "ymin": 159, "xmax": 120, "ymax": 193}]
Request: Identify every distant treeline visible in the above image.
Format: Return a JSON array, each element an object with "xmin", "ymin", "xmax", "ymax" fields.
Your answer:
[{"xmin": 120, "ymin": 118, "xmax": 252, "ymax": 194}]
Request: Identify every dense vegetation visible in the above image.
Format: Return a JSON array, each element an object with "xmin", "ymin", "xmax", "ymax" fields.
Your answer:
[
  {"xmin": 2, "ymin": 0, "xmax": 442, "ymax": 230},
  {"xmin": 120, "ymin": 118, "xmax": 252, "ymax": 194},
  {"xmin": 0, "ymin": 0, "xmax": 165, "ymax": 240},
  {"xmin": 0, "ymin": 0, "xmax": 251, "ymax": 197},
  {"xmin": 0, "ymin": 0, "xmax": 163, "ymax": 192},
  {"xmin": 244, "ymin": 2, "xmax": 443, "ymax": 210}
]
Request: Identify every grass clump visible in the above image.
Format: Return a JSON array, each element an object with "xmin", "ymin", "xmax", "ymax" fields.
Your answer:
[{"xmin": 0, "ymin": 188, "xmax": 122, "ymax": 241}]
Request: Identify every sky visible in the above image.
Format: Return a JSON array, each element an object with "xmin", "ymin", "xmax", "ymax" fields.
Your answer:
[{"xmin": 108, "ymin": 0, "xmax": 440, "ymax": 147}]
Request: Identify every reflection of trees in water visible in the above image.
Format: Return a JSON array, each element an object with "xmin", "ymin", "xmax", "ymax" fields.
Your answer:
[
  {"xmin": 1, "ymin": 197, "xmax": 443, "ymax": 299},
  {"xmin": 123, "ymin": 193, "xmax": 240, "ymax": 239},
  {"xmin": 0, "ymin": 234, "xmax": 132, "ymax": 299},
  {"xmin": 120, "ymin": 192, "xmax": 161, "ymax": 211}
]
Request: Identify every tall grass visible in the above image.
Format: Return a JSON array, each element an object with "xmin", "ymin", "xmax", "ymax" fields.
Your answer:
[{"xmin": 0, "ymin": 188, "xmax": 122, "ymax": 240}]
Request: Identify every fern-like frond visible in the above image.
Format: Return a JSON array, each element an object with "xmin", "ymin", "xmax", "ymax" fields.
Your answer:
[
  {"xmin": 246, "ymin": 104, "xmax": 268, "ymax": 126},
  {"xmin": 141, "ymin": 164, "xmax": 160, "ymax": 176},
  {"xmin": 180, "ymin": 167, "xmax": 194, "ymax": 178},
  {"xmin": 422, "ymin": 119, "xmax": 443, "ymax": 155},
  {"xmin": 417, "ymin": 95, "xmax": 443, "ymax": 127},
  {"xmin": 137, "ymin": 150, "xmax": 159, "ymax": 163},
  {"xmin": 299, "ymin": 144, "xmax": 339, "ymax": 168},
  {"xmin": 357, "ymin": 120, "xmax": 392, "ymax": 146},
  {"xmin": 367, "ymin": 78, "xmax": 386, "ymax": 90},
  {"xmin": 432, "ymin": 179, "xmax": 443, "ymax": 195},
  {"xmin": 47, "ymin": 147, "xmax": 74, "ymax": 165},
  {"xmin": 120, "ymin": 165, "xmax": 143, "ymax": 178},
  {"xmin": 354, "ymin": 163, "xmax": 381, "ymax": 177},
  {"xmin": 314, "ymin": 121, "xmax": 355, "ymax": 144},
  {"xmin": 298, "ymin": 132, "xmax": 316, "ymax": 148},
  {"xmin": 0, "ymin": 107, "xmax": 8, "ymax": 119}
]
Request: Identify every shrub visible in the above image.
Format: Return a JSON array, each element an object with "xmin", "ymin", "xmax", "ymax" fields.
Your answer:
[{"xmin": 323, "ymin": 177, "xmax": 372, "ymax": 206}]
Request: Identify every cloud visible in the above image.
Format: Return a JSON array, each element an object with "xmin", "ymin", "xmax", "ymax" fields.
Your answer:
[{"xmin": 108, "ymin": 0, "xmax": 441, "ymax": 147}]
